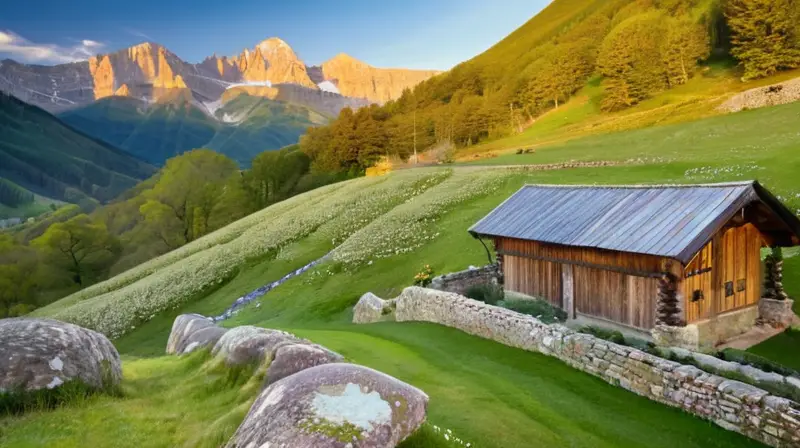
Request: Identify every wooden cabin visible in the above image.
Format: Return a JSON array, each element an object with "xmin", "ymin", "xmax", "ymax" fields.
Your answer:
[{"xmin": 469, "ymin": 182, "xmax": 800, "ymax": 347}]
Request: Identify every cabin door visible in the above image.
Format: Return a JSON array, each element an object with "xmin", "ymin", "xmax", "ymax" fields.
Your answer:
[{"xmin": 715, "ymin": 224, "xmax": 763, "ymax": 315}]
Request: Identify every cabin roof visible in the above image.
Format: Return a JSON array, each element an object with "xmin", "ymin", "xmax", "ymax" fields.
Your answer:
[{"xmin": 469, "ymin": 181, "xmax": 800, "ymax": 264}]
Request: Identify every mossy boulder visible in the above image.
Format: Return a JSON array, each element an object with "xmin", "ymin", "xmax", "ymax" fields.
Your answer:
[
  {"xmin": 0, "ymin": 318, "xmax": 121, "ymax": 395},
  {"xmin": 166, "ymin": 314, "xmax": 227, "ymax": 355},
  {"xmin": 266, "ymin": 343, "xmax": 345, "ymax": 386},
  {"xmin": 227, "ymin": 363, "xmax": 428, "ymax": 447}
]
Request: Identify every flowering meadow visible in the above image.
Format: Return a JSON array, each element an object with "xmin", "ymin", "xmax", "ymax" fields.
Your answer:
[
  {"xmin": 33, "ymin": 180, "xmax": 351, "ymax": 316},
  {"xmin": 38, "ymin": 170, "xmax": 451, "ymax": 338},
  {"xmin": 331, "ymin": 169, "xmax": 508, "ymax": 266}
]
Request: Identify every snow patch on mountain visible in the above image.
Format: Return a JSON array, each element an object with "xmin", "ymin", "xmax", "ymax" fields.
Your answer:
[
  {"xmin": 225, "ymin": 80, "xmax": 272, "ymax": 90},
  {"xmin": 318, "ymin": 80, "xmax": 340, "ymax": 94}
]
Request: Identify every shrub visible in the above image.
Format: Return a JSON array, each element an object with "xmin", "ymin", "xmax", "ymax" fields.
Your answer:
[
  {"xmin": 716, "ymin": 348, "xmax": 799, "ymax": 378},
  {"xmin": 579, "ymin": 326, "xmax": 626, "ymax": 345},
  {"xmin": 414, "ymin": 265, "xmax": 435, "ymax": 287},
  {"xmin": 501, "ymin": 298, "xmax": 567, "ymax": 324},
  {"xmin": 465, "ymin": 283, "xmax": 505, "ymax": 305}
]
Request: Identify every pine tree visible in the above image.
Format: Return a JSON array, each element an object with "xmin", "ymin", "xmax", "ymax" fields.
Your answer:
[
  {"xmin": 764, "ymin": 247, "xmax": 790, "ymax": 300},
  {"xmin": 725, "ymin": 0, "xmax": 800, "ymax": 80},
  {"xmin": 656, "ymin": 270, "xmax": 682, "ymax": 326}
]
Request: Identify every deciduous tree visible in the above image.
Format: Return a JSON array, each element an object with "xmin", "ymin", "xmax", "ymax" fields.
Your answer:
[{"xmin": 32, "ymin": 214, "xmax": 120, "ymax": 286}]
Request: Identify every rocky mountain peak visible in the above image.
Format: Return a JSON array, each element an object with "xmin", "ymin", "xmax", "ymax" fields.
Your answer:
[
  {"xmin": 256, "ymin": 37, "xmax": 293, "ymax": 54},
  {"xmin": 318, "ymin": 54, "xmax": 441, "ymax": 103},
  {"xmin": 0, "ymin": 37, "xmax": 439, "ymax": 113},
  {"xmin": 328, "ymin": 53, "xmax": 363, "ymax": 65}
]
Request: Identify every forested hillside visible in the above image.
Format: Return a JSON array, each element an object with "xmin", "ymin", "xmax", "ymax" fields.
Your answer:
[
  {"xmin": 60, "ymin": 94, "xmax": 327, "ymax": 167},
  {"xmin": 300, "ymin": 0, "xmax": 800, "ymax": 172},
  {"xmin": 0, "ymin": 146, "xmax": 347, "ymax": 317},
  {"xmin": 0, "ymin": 93, "xmax": 156, "ymax": 208}
]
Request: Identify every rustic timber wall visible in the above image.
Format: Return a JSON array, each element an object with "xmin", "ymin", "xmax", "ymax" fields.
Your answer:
[
  {"xmin": 683, "ymin": 223, "xmax": 763, "ymax": 324},
  {"xmin": 574, "ymin": 265, "xmax": 659, "ymax": 329},
  {"xmin": 504, "ymin": 256, "xmax": 562, "ymax": 307},
  {"xmin": 497, "ymin": 237, "xmax": 667, "ymax": 328},
  {"xmin": 394, "ymin": 287, "xmax": 800, "ymax": 447},
  {"xmin": 429, "ymin": 265, "xmax": 499, "ymax": 295}
]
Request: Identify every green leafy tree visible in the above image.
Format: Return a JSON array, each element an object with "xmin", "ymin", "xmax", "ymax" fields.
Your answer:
[
  {"xmin": 662, "ymin": 18, "xmax": 711, "ymax": 86},
  {"xmin": 725, "ymin": 0, "xmax": 800, "ymax": 80},
  {"xmin": 32, "ymin": 214, "xmax": 120, "ymax": 287},
  {"xmin": 0, "ymin": 235, "xmax": 37, "ymax": 317},
  {"xmin": 139, "ymin": 149, "xmax": 239, "ymax": 246},
  {"xmin": 244, "ymin": 148, "xmax": 311, "ymax": 210},
  {"xmin": 525, "ymin": 40, "xmax": 596, "ymax": 110},
  {"xmin": 598, "ymin": 12, "xmax": 669, "ymax": 111}
]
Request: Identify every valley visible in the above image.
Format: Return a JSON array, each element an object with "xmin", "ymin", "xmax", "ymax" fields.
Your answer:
[{"xmin": 3, "ymin": 0, "xmax": 800, "ymax": 447}]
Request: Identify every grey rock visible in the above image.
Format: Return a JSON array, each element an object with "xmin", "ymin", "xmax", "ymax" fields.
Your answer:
[
  {"xmin": 786, "ymin": 376, "xmax": 800, "ymax": 394},
  {"xmin": 166, "ymin": 314, "xmax": 216, "ymax": 355},
  {"xmin": 353, "ymin": 292, "xmax": 391, "ymax": 324},
  {"xmin": 719, "ymin": 380, "xmax": 769, "ymax": 403},
  {"xmin": 212, "ymin": 326, "xmax": 300, "ymax": 366},
  {"xmin": 691, "ymin": 352, "xmax": 740, "ymax": 374},
  {"xmin": 227, "ymin": 363, "xmax": 428, "ymax": 448},
  {"xmin": 738, "ymin": 364, "xmax": 786, "ymax": 387},
  {"xmin": 266, "ymin": 343, "xmax": 345, "ymax": 385},
  {"xmin": 180, "ymin": 326, "xmax": 228, "ymax": 355},
  {"xmin": 0, "ymin": 318, "xmax": 121, "ymax": 393}
]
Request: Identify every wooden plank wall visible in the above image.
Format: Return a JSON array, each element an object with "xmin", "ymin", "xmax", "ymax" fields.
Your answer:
[
  {"xmin": 719, "ymin": 224, "xmax": 762, "ymax": 313},
  {"xmin": 682, "ymin": 223, "xmax": 763, "ymax": 324},
  {"xmin": 574, "ymin": 266, "xmax": 659, "ymax": 329},
  {"xmin": 496, "ymin": 238, "xmax": 665, "ymax": 274},
  {"xmin": 498, "ymin": 238, "xmax": 663, "ymax": 329},
  {"xmin": 504, "ymin": 255, "xmax": 562, "ymax": 306},
  {"xmin": 683, "ymin": 242, "xmax": 713, "ymax": 323}
]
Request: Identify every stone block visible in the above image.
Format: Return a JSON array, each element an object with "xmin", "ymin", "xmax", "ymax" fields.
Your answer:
[{"xmin": 759, "ymin": 298, "xmax": 795, "ymax": 328}]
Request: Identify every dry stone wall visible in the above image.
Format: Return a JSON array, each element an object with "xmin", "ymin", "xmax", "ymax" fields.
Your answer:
[
  {"xmin": 429, "ymin": 264, "xmax": 499, "ymax": 295},
  {"xmin": 719, "ymin": 78, "xmax": 800, "ymax": 113},
  {"xmin": 393, "ymin": 287, "xmax": 800, "ymax": 447}
]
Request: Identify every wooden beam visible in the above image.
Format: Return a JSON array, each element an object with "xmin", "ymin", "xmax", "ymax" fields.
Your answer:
[{"xmin": 497, "ymin": 249, "xmax": 664, "ymax": 279}]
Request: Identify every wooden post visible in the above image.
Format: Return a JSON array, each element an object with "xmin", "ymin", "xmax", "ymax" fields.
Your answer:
[
  {"xmin": 711, "ymin": 234, "xmax": 722, "ymax": 320},
  {"xmin": 562, "ymin": 264, "xmax": 575, "ymax": 319}
]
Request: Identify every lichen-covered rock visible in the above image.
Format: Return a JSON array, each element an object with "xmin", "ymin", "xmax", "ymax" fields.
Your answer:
[
  {"xmin": 212, "ymin": 326, "xmax": 300, "ymax": 366},
  {"xmin": 227, "ymin": 363, "xmax": 428, "ymax": 448},
  {"xmin": 266, "ymin": 343, "xmax": 345, "ymax": 385},
  {"xmin": 166, "ymin": 314, "xmax": 218, "ymax": 355},
  {"xmin": 181, "ymin": 326, "xmax": 228, "ymax": 355},
  {"xmin": 353, "ymin": 292, "xmax": 391, "ymax": 324},
  {"xmin": 0, "ymin": 318, "xmax": 121, "ymax": 393}
]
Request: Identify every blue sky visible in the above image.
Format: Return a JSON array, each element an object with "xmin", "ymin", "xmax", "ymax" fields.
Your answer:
[{"xmin": 0, "ymin": 0, "xmax": 548, "ymax": 70}]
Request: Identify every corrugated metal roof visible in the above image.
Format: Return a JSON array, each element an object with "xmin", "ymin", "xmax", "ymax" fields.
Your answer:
[{"xmin": 469, "ymin": 181, "xmax": 777, "ymax": 263}]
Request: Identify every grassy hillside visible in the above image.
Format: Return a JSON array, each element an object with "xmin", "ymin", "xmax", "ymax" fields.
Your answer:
[
  {"xmin": 0, "ymin": 93, "xmax": 156, "ymax": 210},
  {"xmin": 13, "ymin": 100, "xmax": 800, "ymax": 447},
  {"xmin": 460, "ymin": 65, "xmax": 800, "ymax": 159},
  {"xmin": 60, "ymin": 94, "xmax": 327, "ymax": 167}
]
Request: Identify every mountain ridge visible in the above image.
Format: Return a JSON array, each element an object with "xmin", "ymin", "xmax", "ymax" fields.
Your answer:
[
  {"xmin": 0, "ymin": 37, "xmax": 439, "ymax": 113},
  {"xmin": 0, "ymin": 91, "xmax": 156, "ymax": 207}
]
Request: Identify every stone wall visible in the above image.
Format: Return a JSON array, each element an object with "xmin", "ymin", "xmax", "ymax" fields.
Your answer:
[
  {"xmin": 429, "ymin": 264, "xmax": 499, "ymax": 295},
  {"xmin": 393, "ymin": 287, "xmax": 800, "ymax": 447},
  {"xmin": 718, "ymin": 77, "xmax": 800, "ymax": 113},
  {"xmin": 760, "ymin": 299, "xmax": 796, "ymax": 328}
]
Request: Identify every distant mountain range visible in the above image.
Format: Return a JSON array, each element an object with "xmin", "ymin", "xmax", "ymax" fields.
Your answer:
[
  {"xmin": 0, "ymin": 38, "xmax": 439, "ymax": 167},
  {"xmin": 0, "ymin": 38, "xmax": 439, "ymax": 114}
]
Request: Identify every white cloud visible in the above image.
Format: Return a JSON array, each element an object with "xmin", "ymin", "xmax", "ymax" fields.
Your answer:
[{"xmin": 0, "ymin": 30, "xmax": 105, "ymax": 64}]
